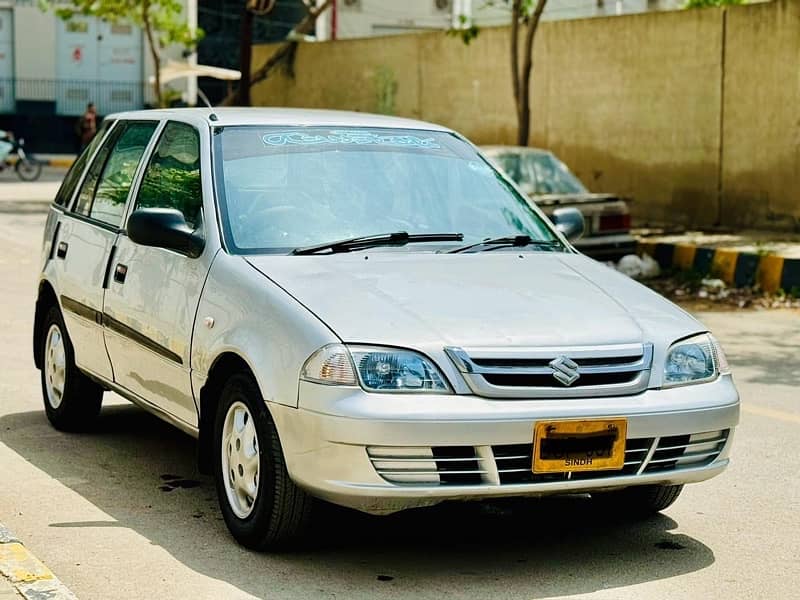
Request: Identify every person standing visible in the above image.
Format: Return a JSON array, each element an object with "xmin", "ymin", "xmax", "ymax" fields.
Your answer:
[{"xmin": 77, "ymin": 103, "xmax": 97, "ymax": 152}]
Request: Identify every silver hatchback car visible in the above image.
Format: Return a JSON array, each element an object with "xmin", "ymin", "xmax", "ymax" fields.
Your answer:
[{"xmin": 33, "ymin": 108, "xmax": 738, "ymax": 550}]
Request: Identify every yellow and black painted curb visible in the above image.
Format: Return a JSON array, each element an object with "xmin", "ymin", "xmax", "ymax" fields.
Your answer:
[
  {"xmin": 637, "ymin": 241, "xmax": 800, "ymax": 294},
  {"xmin": 45, "ymin": 157, "xmax": 75, "ymax": 169},
  {"xmin": 0, "ymin": 523, "xmax": 77, "ymax": 600},
  {"xmin": 7, "ymin": 156, "xmax": 75, "ymax": 168}
]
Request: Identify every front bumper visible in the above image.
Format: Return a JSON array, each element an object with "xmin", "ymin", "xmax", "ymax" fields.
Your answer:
[{"xmin": 269, "ymin": 375, "xmax": 739, "ymax": 515}]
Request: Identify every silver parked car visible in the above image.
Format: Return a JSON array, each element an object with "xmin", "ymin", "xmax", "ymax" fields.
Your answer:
[
  {"xmin": 34, "ymin": 108, "xmax": 738, "ymax": 550},
  {"xmin": 483, "ymin": 146, "xmax": 637, "ymax": 261}
]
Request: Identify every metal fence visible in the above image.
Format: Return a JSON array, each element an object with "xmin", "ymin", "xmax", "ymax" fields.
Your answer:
[{"xmin": 0, "ymin": 79, "xmax": 154, "ymax": 116}]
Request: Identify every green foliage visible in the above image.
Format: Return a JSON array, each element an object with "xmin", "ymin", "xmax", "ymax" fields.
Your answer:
[
  {"xmin": 447, "ymin": 1, "xmax": 543, "ymax": 46},
  {"xmin": 447, "ymin": 14, "xmax": 480, "ymax": 45},
  {"xmin": 754, "ymin": 240, "xmax": 776, "ymax": 257},
  {"xmin": 139, "ymin": 165, "xmax": 202, "ymax": 225},
  {"xmin": 40, "ymin": 0, "xmax": 202, "ymax": 49},
  {"xmin": 684, "ymin": 0, "xmax": 746, "ymax": 8},
  {"xmin": 373, "ymin": 66, "xmax": 398, "ymax": 116}
]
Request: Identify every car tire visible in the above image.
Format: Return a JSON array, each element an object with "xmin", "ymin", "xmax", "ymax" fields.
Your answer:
[
  {"xmin": 213, "ymin": 371, "xmax": 314, "ymax": 550},
  {"xmin": 594, "ymin": 484, "xmax": 684, "ymax": 517},
  {"xmin": 40, "ymin": 305, "xmax": 103, "ymax": 431}
]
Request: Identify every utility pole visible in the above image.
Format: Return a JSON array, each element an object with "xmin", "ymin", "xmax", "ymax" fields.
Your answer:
[
  {"xmin": 186, "ymin": 0, "xmax": 198, "ymax": 106},
  {"xmin": 237, "ymin": 5, "xmax": 254, "ymax": 105}
]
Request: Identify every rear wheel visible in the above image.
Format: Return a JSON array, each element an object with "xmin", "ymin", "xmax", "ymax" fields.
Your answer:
[
  {"xmin": 213, "ymin": 371, "xmax": 314, "ymax": 550},
  {"xmin": 594, "ymin": 484, "xmax": 684, "ymax": 517},
  {"xmin": 15, "ymin": 158, "xmax": 42, "ymax": 181},
  {"xmin": 40, "ymin": 306, "xmax": 103, "ymax": 431}
]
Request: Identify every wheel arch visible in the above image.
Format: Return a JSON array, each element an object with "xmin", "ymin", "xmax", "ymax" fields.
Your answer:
[
  {"xmin": 33, "ymin": 279, "xmax": 59, "ymax": 370},
  {"xmin": 197, "ymin": 351, "xmax": 263, "ymax": 474}
]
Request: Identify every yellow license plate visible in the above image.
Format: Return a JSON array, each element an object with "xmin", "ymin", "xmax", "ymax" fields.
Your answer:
[{"xmin": 532, "ymin": 419, "xmax": 627, "ymax": 473}]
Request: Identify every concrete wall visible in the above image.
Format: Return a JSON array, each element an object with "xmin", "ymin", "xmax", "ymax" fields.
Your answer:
[
  {"xmin": 252, "ymin": 0, "xmax": 800, "ymax": 231},
  {"xmin": 530, "ymin": 8, "xmax": 725, "ymax": 227},
  {"xmin": 722, "ymin": 0, "xmax": 800, "ymax": 231}
]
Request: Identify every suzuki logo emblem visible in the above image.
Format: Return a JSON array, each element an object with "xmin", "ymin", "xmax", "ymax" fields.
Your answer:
[{"xmin": 549, "ymin": 355, "xmax": 580, "ymax": 386}]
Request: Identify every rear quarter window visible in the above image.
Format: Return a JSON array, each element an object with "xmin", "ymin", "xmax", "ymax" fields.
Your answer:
[{"xmin": 53, "ymin": 120, "xmax": 113, "ymax": 208}]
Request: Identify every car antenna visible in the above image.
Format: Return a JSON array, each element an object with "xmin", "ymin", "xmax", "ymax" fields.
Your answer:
[{"xmin": 197, "ymin": 89, "xmax": 218, "ymax": 121}]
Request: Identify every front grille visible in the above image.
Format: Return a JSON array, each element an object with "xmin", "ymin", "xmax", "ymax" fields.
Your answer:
[
  {"xmin": 367, "ymin": 446, "xmax": 485, "ymax": 486},
  {"xmin": 493, "ymin": 438, "xmax": 653, "ymax": 484},
  {"xmin": 472, "ymin": 355, "xmax": 639, "ymax": 369},
  {"xmin": 368, "ymin": 430, "xmax": 729, "ymax": 487},
  {"xmin": 644, "ymin": 430, "xmax": 728, "ymax": 473},
  {"xmin": 445, "ymin": 344, "xmax": 653, "ymax": 399},
  {"xmin": 483, "ymin": 372, "xmax": 635, "ymax": 388}
]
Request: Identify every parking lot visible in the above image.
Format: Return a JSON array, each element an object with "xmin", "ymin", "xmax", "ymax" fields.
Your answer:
[{"xmin": 0, "ymin": 201, "xmax": 798, "ymax": 599}]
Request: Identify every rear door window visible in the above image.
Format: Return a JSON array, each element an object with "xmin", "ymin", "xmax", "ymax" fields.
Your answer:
[
  {"xmin": 73, "ymin": 121, "xmax": 158, "ymax": 227},
  {"xmin": 89, "ymin": 122, "xmax": 158, "ymax": 226}
]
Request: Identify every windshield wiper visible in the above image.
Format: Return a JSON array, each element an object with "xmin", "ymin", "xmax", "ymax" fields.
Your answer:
[
  {"xmin": 292, "ymin": 231, "xmax": 464, "ymax": 255},
  {"xmin": 445, "ymin": 235, "xmax": 563, "ymax": 254}
]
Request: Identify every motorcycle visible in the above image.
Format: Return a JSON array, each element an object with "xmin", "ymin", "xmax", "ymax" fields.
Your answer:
[{"xmin": 2, "ymin": 138, "xmax": 43, "ymax": 182}]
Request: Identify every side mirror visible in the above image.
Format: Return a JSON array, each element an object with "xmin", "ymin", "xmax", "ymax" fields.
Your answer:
[
  {"xmin": 552, "ymin": 207, "xmax": 585, "ymax": 242},
  {"xmin": 127, "ymin": 208, "xmax": 204, "ymax": 258}
]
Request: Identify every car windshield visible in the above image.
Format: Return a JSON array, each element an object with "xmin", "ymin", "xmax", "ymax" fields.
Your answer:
[
  {"xmin": 491, "ymin": 150, "xmax": 588, "ymax": 196},
  {"xmin": 213, "ymin": 126, "xmax": 563, "ymax": 254}
]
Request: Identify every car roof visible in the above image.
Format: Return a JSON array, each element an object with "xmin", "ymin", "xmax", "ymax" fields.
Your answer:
[
  {"xmin": 105, "ymin": 107, "xmax": 454, "ymax": 132},
  {"xmin": 481, "ymin": 145, "xmax": 551, "ymax": 156}
]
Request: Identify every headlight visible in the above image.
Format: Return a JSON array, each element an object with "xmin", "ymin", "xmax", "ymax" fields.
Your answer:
[
  {"xmin": 663, "ymin": 333, "xmax": 728, "ymax": 387},
  {"xmin": 301, "ymin": 344, "xmax": 451, "ymax": 393}
]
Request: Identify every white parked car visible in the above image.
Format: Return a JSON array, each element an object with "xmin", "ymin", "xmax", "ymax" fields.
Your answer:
[{"xmin": 34, "ymin": 108, "xmax": 739, "ymax": 550}]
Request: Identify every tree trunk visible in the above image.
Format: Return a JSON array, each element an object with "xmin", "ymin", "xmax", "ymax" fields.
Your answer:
[
  {"xmin": 236, "ymin": 7, "xmax": 254, "ymax": 106},
  {"xmin": 510, "ymin": 0, "xmax": 521, "ymax": 113},
  {"xmin": 221, "ymin": 0, "xmax": 332, "ymax": 106},
  {"xmin": 513, "ymin": 0, "xmax": 547, "ymax": 147},
  {"xmin": 142, "ymin": 2, "xmax": 162, "ymax": 107}
]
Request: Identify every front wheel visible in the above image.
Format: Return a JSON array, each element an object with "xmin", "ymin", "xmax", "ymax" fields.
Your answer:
[
  {"xmin": 40, "ymin": 306, "xmax": 103, "ymax": 431},
  {"xmin": 15, "ymin": 158, "xmax": 42, "ymax": 181},
  {"xmin": 213, "ymin": 371, "xmax": 314, "ymax": 550}
]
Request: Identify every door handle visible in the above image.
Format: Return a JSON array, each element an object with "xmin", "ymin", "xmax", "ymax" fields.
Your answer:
[
  {"xmin": 113, "ymin": 263, "xmax": 128, "ymax": 284},
  {"xmin": 56, "ymin": 241, "xmax": 68, "ymax": 259}
]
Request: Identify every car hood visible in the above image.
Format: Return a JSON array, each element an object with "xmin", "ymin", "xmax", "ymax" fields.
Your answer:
[{"xmin": 244, "ymin": 252, "xmax": 703, "ymax": 351}]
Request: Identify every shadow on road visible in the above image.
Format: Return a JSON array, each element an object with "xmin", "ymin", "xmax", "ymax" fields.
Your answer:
[{"xmin": 0, "ymin": 404, "xmax": 715, "ymax": 599}]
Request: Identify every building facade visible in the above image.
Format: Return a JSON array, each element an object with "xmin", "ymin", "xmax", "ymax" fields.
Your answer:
[
  {"xmin": 316, "ymin": 0, "xmax": 684, "ymax": 40},
  {"xmin": 0, "ymin": 0, "xmax": 190, "ymax": 152}
]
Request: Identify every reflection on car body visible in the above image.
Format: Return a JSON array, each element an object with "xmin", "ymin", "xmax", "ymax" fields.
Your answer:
[{"xmin": 33, "ymin": 108, "xmax": 738, "ymax": 551}]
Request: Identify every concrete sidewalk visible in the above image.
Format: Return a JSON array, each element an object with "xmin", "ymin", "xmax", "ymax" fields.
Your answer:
[
  {"xmin": 637, "ymin": 230, "xmax": 800, "ymax": 293},
  {"xmin": 0, "ymin": 577, "xmax": 20, "ymax": 599}
]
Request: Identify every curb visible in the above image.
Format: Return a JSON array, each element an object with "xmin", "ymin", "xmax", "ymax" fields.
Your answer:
[
  {"xmin": 637, "ymin": 241, "xmax": 800, "ymax": 294},
  {"xmin": 46, "ymin": 158, "xmax": 75, "ymax": 168},
  {"xmin": 6, "ymin": 157, "xmax": 74, "ymax": 168},
  {"xmin": 0, "ymin": 523, "xmax": 77, "ymax": 600}
]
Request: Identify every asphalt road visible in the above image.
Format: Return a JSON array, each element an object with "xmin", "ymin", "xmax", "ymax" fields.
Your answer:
[{"xmin": 0, "ymin": 202, "xmax": 798, "ymax": 600}]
